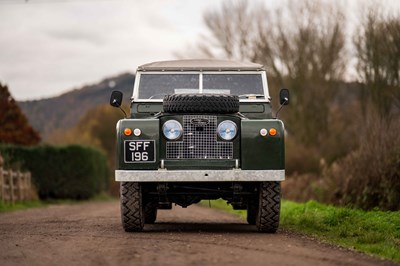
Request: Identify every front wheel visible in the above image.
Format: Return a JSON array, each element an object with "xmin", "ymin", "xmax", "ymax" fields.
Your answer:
[
  {"xmin": 256, "ymin": 182, "xmax": 281, "ymax": 233},
  {"xmin": 120, "ymin": 182, "xmax": 144, "ymax": 232}
]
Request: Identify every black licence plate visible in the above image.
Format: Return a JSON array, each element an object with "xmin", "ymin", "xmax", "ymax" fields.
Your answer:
[{"xmin": 124, "ymin": 140, "xmax": 155, "ymax": 163}]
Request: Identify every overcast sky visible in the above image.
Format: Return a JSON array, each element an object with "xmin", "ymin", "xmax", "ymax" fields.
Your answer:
[
  {"xmin": 1, "ymin": 0, "xmax": 399, "ymax": 101},
  {"xmin": 0, "ymin": 0, "xmax": 225, "ymax": 101}
]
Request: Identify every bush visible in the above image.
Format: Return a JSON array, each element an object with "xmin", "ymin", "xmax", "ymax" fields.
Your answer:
[
  {"xmin": 285, "ymin": 138, "xmax": 321, "ymax": 176},
  {"xmin": 319, "ymin": 112, "xmax": 400, "ymax": 211},
  {"xmin": 0, "ymin": 145, "xmax": 108, "ymax": 199}
]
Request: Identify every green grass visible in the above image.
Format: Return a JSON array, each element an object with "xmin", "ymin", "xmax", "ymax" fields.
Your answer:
[
  {"xmin": 0, "ymin": 200, "xmax": 45, "ymax": 212},
  {"xmin": 0, "ymin": 192, "xmax": 115, "ymax": 213},
  {"xmin": 202, "ymin": 199, "xmax": 400, "ymax": 263}
]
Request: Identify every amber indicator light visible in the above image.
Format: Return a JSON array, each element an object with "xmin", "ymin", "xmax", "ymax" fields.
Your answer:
[
  {"xmin": 269, "ymin": 128, "xmax": 277, "ymax": 136},
  {"xmin": 124, "ymin": 128, "xmax": 132, "ymax": 136}
]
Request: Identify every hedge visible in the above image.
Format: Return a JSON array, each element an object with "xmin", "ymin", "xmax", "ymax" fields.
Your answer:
[{"xmin": 0, "ymin": 144, "xmax": 108, "ymax": 199}]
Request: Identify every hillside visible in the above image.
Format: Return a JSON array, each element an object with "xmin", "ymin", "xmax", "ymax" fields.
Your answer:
[
  {"xmin": 18, "ymin": 73, "xmax": 362, "ymax": 141},
  {"xmin": 19, "ymin": 73, "xmax": 134, "ymax": 139}
]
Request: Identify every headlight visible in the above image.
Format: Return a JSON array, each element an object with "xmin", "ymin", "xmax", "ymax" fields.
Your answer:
[
  {"xmin": 217, "ymin": 120, "xmax": 237, "ymax": 140},
  {"xmin": 162, "ymin": 120, "xmax": 183, "ymax": 140}
]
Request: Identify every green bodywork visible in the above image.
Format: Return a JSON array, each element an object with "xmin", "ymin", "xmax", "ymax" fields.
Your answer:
[
  {"xmin": 116, "ymin": 102, "xmax": 284, "ymax": 171},
  {"xmin": 131, "ymin": 102, "xmax": 273, "ymax": 119},
  {"xmin": 241, "ymin": 119, "xmax": 285, "ymax": 170},
  {"xmin": 117, "ymin": 119, "xmax": 159, "ymax": 170}
]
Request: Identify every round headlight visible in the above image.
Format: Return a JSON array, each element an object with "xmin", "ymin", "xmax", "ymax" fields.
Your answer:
[
  {"xmin": 217, "ymin": 120, "xmax": 237, "ymax": 140},
  {"xmin": 162, "ymin": 120, "xmax": 183, "ymax": 140}
]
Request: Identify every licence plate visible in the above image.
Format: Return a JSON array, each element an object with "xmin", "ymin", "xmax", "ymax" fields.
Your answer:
[{"xmin": 124, "ymin": 140, "xmax": 155, "ymax": 163}]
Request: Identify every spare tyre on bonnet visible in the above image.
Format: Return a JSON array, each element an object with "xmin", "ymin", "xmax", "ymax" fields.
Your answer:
[{"xmin": 163, "ymin": 94, "xmax": 239, "ymax": 113}]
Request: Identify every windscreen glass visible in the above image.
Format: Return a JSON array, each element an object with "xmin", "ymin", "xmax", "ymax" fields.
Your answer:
[
  {"xmin": 203, "ymin": 74, "xmax": 264, "ymax": 99},
  {"xmin": 138, "ymin": 74, "xmax": 199, "ymax": 99}
]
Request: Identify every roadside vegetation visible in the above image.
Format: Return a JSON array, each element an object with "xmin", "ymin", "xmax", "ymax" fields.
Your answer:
[
  {"xmin": 189, "ymin": 0, "xmax": 400, "ymax": 211},
  {"xmin": 0, "ymin": 192, "xmax": 114, "ymax": 213},
  {"xmin": 0, "ymin": 145, "xmax": 108, "ymax": 200},
  {"xmin": 1, "ymin": 83, "xmax": 111, "ymax": 205},
  {"xmin": 205, "ymin": 199, "xmax": 400, "ymax": 263},
  {"xmin": 0, "ymin": 200, "xmax": 45, "ymax": 212}
]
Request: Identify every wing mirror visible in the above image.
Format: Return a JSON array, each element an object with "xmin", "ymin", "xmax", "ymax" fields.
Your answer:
[
  {"xmin": 110, "ymin": 90, "xmax": 127, "ymax": 118},
  {"xmin": 279, "ymin": 88, "xmax": 289, "ymax": 105},
  {"xmin": 276, "ymin": 88, "xmax": 289, "ymax": 119},
  {"xmin": 110, "ymin": 90, "xmax": 123, "ymax": 107}
]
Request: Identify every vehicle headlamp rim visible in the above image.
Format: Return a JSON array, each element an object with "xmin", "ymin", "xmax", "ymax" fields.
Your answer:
[
  {"xmin": 162, "ymin": 119, "xmax": 183, "ymax": 140},
  {"xmin": 217, "ymin": 120, "xmax": 237, "ymax": 140}
]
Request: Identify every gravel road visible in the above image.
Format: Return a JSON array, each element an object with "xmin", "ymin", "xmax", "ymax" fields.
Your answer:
[{"xmin": 0, "ymin": 201, "xmax": 396, "ymax": 266}]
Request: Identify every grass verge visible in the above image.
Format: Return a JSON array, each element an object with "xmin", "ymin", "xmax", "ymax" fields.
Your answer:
[
  {"xmin": 202, "ymin": 199, "xmax": 400, "ymax": 263},
  {"xmin": 0, "ymin": 200, "xmax": 45, "ymax": 212},
  {"xmin": 0, "ymin": 192, "xmax": 115, "ymax": 213}
]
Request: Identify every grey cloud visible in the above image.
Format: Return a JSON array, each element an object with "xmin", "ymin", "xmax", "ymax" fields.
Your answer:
[{"xmin": 46, "ymin": 28, "xmax": 106, "ymax": 46}]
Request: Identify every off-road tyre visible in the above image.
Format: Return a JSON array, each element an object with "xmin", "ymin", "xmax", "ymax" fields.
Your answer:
[
  {"xmin": 163, "ymin": 94, "xmax": 239, "ymax": 114},
  {"xmin": 120, "ymin": 182, "xmax": 144, "ymax": 232},
  {"xmin": 256, "ymin": 182, "xmax": 281, "ymax": 233},
  {"xmin": 247, "ymin": 196, "xmax": 258, "ymax": 225},
  {"xmin": 144, "ymin": 201, "xmax": 158, "ymax": 224}
]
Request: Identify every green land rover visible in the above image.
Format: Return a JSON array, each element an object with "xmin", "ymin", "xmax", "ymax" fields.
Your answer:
[{"xmin": 110, "ymin": 59, "xmax": 289, "ymax": 233}]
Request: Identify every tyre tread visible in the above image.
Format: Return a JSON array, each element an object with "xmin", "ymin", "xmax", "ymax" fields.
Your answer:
[
  {"xmin": 120, "ymin": 182, "xmax": 144, "ymax": 232},
  {"xmin": 256, "ymin": 182, "xmax": 281, "ymax": 233},
  {"xmin": 163, "ymin": 94, "xmax": 239, "ymax": 114}
]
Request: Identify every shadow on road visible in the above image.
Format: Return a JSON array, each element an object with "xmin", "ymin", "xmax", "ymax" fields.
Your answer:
[{"xmin": 143, "ymin": 222, "xmax": 262, "ymax": 234}]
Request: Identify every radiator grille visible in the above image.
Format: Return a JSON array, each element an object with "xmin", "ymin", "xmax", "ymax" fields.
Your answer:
[{"xmin": 166, "ymin": 115, "xmax": 233, "ymax": 159}]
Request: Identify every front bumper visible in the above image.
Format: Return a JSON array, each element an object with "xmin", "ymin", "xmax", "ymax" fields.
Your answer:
[{"xmin": 115, "ymin": 169, "xmax": 285, "ymax": 182}]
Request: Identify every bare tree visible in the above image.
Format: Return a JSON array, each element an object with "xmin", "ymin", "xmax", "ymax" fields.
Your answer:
[
  {"xmin": 254, "ymin": 1, "xmax": 346, "ymax": 82},
  {"xmin": 195, "ymin": 0, "xmax": 347, "ymax": 146},
  {"xmin": 256, "ymin": 1, "xmax": 346, "ymax": 145},
  {"xmin": 354, "ymin": 6, "xmax": 400, "ymax": 118},
  {"xmin": 198, "ymin": 0, "xmax": 258, "ymax": 61}
]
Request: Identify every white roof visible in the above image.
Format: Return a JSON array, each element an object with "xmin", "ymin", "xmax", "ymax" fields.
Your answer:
[{"xmin": 138, "ymin": 59, "xmax": 265, "ymax": 71}]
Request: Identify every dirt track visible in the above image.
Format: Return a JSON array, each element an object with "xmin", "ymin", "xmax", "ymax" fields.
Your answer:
[{"xmin": 0, "ymin": 201, "xmax": 396, "ymax": 266}]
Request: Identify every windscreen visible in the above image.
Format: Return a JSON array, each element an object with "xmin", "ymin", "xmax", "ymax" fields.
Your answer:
[{"xmin": 137, "ymin": 73, "xmax": 264, "ymax": 99}]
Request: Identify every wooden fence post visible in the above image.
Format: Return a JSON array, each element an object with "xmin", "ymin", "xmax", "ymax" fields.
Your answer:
[
  {"xmin": 10, "ymin": 171, "xmax": 15, "ymax": 204},
  {"xmin": 17, "ymin": 171, "xmax": 22, "ymax": 201},
  {"xmin": 0, "ymin": 155, "xmax": 4, "ymax": 202},
  {"xmin": 27, "ymin": 172, "xmax": 32, "ymax": 200}
]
